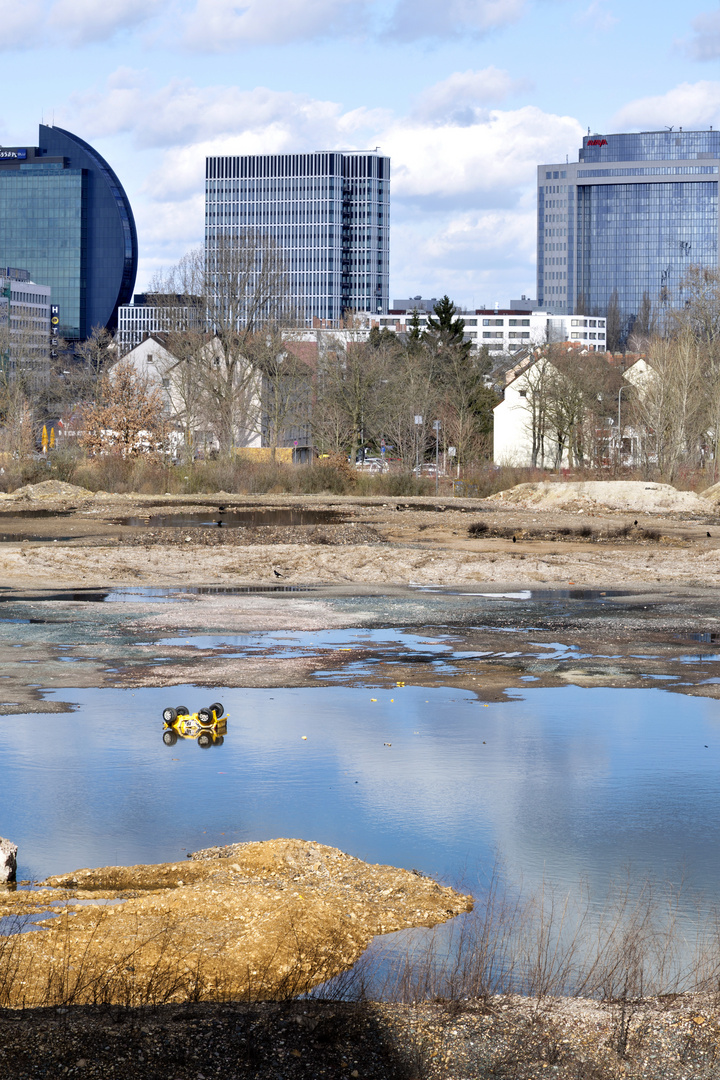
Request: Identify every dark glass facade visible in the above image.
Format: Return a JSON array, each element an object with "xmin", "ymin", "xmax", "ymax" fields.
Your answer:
[
  {"xmin": 205, "ymin": 152, "xmax": 390, "ymax": 323},
  {"xmin": 538, "ymin": 130, "xmax": 720, "ymax": 328},
  {"xmin": 0, "ymin": 126, "xmax": 137, "ymax": 340}
]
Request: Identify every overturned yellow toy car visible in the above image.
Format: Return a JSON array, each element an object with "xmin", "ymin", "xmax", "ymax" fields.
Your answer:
[{"xmin": 162, "ymin": 702, "xmax": 228, "ymax": 748}]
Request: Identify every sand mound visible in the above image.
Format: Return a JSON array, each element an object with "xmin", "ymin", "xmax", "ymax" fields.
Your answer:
[
  {"xmin": 9, "ymin": 479, "xmax": 93, "ymax": 500},
  {"xmin": 487, "ymin": 480, "xmax": 708, "ymax": 513}
]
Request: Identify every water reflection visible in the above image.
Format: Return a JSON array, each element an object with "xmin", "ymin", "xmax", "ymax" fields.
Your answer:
[{"xmin": 2, "ymin": 683, "xmax": 720, "ymax": 927}]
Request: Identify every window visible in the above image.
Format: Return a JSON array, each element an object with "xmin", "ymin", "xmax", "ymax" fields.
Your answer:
[
  {"xmin": 482, "ymin": 318, "xmax": 504, "ymax": 326},
  {"xmin": 572, "ymin": 332, "xmax": 582, "ymax": 339},
  {"xmin": 482, "ymin": 332, "xmax": 503, "ymax": 338},
  {"xmin": 589, "ymin": 319, "xmax": 596, "ymax": 327}
]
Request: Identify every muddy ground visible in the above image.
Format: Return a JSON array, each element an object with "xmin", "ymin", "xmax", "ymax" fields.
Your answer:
[
  {"xmin": 0, "ymin": 490, "xmax": 719, "ymax": 590},
  {"xmin": 4, "ymin": 490, "xmax": 720, "ymax": 1077},
  {"xmin": 1, "ymin": 491, "xmax": 720, "ymax": 716}
]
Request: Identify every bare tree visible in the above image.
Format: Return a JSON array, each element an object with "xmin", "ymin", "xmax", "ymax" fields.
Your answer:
[
  {"xmin": 633, "ymin": 332, "xmax": 705, "ymax": 480},
  {"xmin": 81, "ymin": 359, "xmax": 167, "ymax": 457},
  {"xmin": 313, "ymin": 331, "xmax": 389, "ymax": 462},
  {"xmin": 149, "ymin": 234, "xmax": 292, "ymax": 454}
]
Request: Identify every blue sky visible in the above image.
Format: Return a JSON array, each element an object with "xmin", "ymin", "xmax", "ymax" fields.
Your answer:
[{"xmin": 3, "ymin": 0, "xmax": 720, "ymax": 307}]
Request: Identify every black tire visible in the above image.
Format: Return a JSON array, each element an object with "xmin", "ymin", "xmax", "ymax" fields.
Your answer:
[
  {"xmin": 210, "ymin": 702, "xmax": 224, "ymax": 716},
  {"xmin": 197, "ymin": 732, "xmax": 212, "ymax": 748},
  {"xmin": 175, "ymin": 705, "xmax": 189, "ymax": 715},
  {"xmin": 163, "ymin": 730, "xmax": 178, "ymax": 746},
  {"xmin": 198, "ymin": 708, "xmax": 213, "ymax": 725},
  {"xmin": 162, "ymin": 707, "xmax": 177, "ymax": 724}
]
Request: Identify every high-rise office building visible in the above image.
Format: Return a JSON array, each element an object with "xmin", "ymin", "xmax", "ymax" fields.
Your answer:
[
  {"xmin": 538, "ymin": 130, "xmax": 720, "ymax": 326},
  {"xmin": 0, "ymin": 125, "xmax": 138, "ymax": 342},
  {"xmin": 205, "ymin": 152, "xmax": 390, "ymax": 323}
]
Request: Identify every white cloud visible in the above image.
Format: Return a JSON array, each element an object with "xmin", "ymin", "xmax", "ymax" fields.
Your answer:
[
  {"xmin": 413, "ymin": 68, "xmax": 531, "ymax": 126},
  {"xmin": 612, "ymin": 81, "xmax": 720, "ymax": 131},
  {"xmin": 180, "ymin": 0, "xmax": 527, "ymax": 51},
  {"xmin": 50, "ymin": 0, "xmax": 165, "ymax": 43},
  {"xmin": 387, "ymin": 0, "xmax": 526, "ymax": 41},
  {"xmin": 575, "ymin": 0, "xmax": 618, "ymax": 33},
  {"xmin": 61, "ymin": 70, "xmax": 581, "ymax": 302},
  {"xmin": 0, "ymin": 0, "xmax": 531, "ymax": 52},
  {"xmin": 0, "ymin": 0, "xmax": 166, "ymax": 49},
  {"xmin": 684, "ymin": 8, "xmax": 720, "ymax": 61},
  {"xmin": 64, "ymin": 72, "xmax": 391, "ymax": 153},
  {"xmin": 183, "ymin": 0, "xmax": 372, "ymax": 49},
  {"xmin": 0, "ymin": 0, "xmax": 45, "ymax": 50},
  {"xmin": 385, "ymin": 106, "xmax": 582, "ymax": 207}
]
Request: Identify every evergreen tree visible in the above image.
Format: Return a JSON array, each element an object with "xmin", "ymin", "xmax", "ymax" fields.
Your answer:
[{"xmin": 426, "ymin": 295, "xmax": 470, "ymax": 353}]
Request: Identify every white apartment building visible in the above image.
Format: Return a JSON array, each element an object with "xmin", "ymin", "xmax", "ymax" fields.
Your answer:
[{"xmin": 375, "ymin": 309, "xmax": 607, "ymax": 353}]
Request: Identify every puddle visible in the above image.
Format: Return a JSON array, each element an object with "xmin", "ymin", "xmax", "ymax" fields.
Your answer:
[
  {"xmin": 4, "ymin": 683, "xmax": 720, "ymax": 941},
  {"xmin": 0, "ymin": 509, "xmax": 75, "ymax": 519},
  {"xmin": 116, "ymin": 509, "xmax": 348, "ymax": 528},
  {"xmin": 0, "ymin": 584, "xmax": 318, "ymax": 604},
  {"xmin": 410, "ymin": 586, "xmax": 628, "ymax": 601}
]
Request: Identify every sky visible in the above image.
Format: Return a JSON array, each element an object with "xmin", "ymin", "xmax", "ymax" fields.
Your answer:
[{"xmin": 2, "ymin": 0, "xmax": 720, "ymax": 308}]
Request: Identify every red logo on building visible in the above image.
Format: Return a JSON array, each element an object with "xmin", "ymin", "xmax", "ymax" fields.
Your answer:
[{"xmin": 587, "ymin": 138, "xmax": 608, "ymax": 146}]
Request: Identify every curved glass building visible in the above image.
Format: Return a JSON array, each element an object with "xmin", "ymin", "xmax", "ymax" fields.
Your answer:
[
  {"xmin": 0, "ymin": 124, "xmax": 138, "ymax": 341},
  {"xmin": 537, "ymin": 130, "xmax": 720, "ymax": 329}
]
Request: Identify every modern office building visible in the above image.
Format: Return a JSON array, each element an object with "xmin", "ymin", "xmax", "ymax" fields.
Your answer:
[
  {"xmin": 0, "ymin": 125, "xmax": 138, "ymax": 342},
  {"xmin": 538, "ymin": 130, "xmax": 720, "ymax": 327},
  {"xmin": 117, "ymin": 293, "xmax": 203, "ymax": 354},
  {"xmin": 0, "ymin": 266, "xmax": 52, "ymax": 376},
  {"xmin": 205, "ymin": 152, "xmax": 390, "ymax": 324}
]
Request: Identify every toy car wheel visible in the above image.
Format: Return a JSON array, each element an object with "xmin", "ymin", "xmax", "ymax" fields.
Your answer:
[
  {"xmin": 214, "ymin": 735, "xmax": 224, "ymax": 746},
  {"xmin": 197, "ymin": 708, "xmax": 213, "ymax": 725},
  {"xmin": 210, "ymin": 702, "xmax": 224, "ymax": 716},
  {"xmin": 162, "ymin": 707, "xmax": 177, "ymax": 724},
  {"xmin": 197, "ymin": 732, "xmax": 212, "ymax": 748},
  {"xmin": 163, "ymin": 730, "xmax": 178, "ymax": 746},
  {"xmin": 175, "ymin": 705, "xmax": 189, "ymax": 715}
]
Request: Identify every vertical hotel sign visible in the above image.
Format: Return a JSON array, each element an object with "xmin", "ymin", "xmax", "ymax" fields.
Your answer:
[{"xmin": 50, "ymin": 305, "xmax": 60, "ymax": 358}]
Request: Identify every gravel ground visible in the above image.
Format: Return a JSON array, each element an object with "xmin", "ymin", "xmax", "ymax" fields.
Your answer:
[{"xmin": 2, "ymin": 994, "xmax": 720, "ymax": 1079}]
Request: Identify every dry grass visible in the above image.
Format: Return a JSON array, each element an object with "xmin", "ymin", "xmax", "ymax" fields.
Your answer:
[{"xmin": 317, "ymin": 870, "xmax": 720, "ymax": 1010}]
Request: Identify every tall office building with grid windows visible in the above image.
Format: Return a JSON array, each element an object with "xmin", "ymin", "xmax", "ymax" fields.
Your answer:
[
  {"xmin": 205, "ymin": 151, "xmax": 390, "ymax": 324},
  {"xmin": 538, "ymin": 130, "xmax": 720, "ymax": 327},
  {"xmin": 0, "ymin": 125, "xmax": 137, "ymax": 342}
]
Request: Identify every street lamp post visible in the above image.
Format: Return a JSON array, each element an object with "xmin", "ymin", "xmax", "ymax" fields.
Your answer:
[
  {"xmin": 414, "ymin": 415, "xmax": 422, "ymax": 472},
  {"xmin": 617, "ymin": 385, "xmax": 628, "ymax": 467},
  {"xmin": 433, "ymin": 420, "xmax": 441, "ymax": 495}
]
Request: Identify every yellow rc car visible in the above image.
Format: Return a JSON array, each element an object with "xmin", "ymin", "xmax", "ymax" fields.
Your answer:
[{"xmin": 162, "ymin": 702, "xmax": 228, "ymax": 748}]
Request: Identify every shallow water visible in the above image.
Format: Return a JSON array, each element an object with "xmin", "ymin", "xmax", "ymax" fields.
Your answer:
[
  {"xmin": 117, "ymin": 509, "xmax": 347, "ymax": 528},
  {"xmin": 2, "ymin": 682, "xmax": 720, "ymax": 921}
]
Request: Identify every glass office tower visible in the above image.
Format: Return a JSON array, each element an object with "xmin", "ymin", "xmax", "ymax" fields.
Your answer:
[
  {"xmin": 537, "ymin": 130, "xmax": 720, "ymax": 328},
  {"xmin": 205, "ymin": 152, "xmax": 390, "ymax": 323},
  {"xmin": 0, "ymin": 125, "xmax": 138, "ymax": 341}
]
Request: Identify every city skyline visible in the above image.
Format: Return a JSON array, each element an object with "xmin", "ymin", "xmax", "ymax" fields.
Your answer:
[{"xmin": 3, "ymin": 0, "xmax": 720, "ymax": 308}]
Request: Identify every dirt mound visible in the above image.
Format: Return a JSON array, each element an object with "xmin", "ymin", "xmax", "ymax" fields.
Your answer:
[
  {"xmin": 0, "ymin": 839, "xmax": 472, "ymax": 1006},
  {"xmin": 9, "ymin": 479, "xmax": 93, "ymax": 500},
  {"xmin": 486, "ymin": 480, "xmax": 708, "ymax": 514}
]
